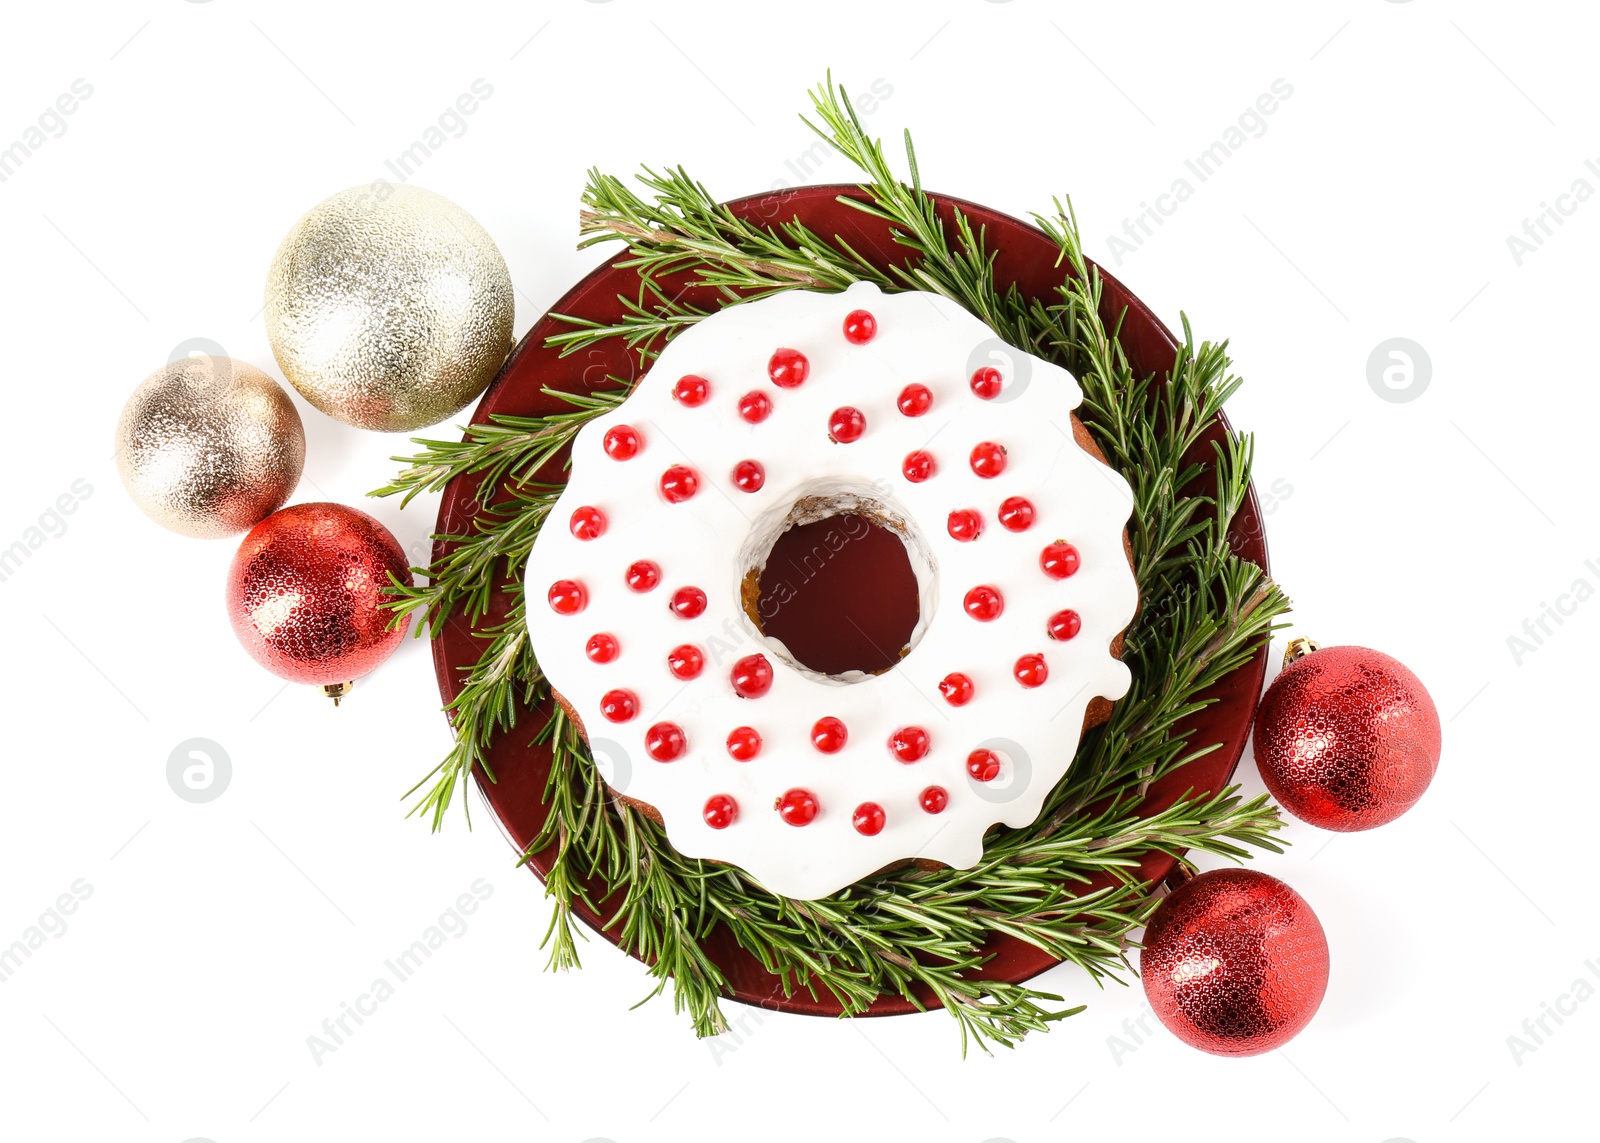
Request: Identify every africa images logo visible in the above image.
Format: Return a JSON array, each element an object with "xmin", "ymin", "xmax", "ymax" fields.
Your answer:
[
  {"xmin": 167, "ymin": 738, "xmax": 232, "ymax": 803},
  {"xmin": 0, "ymin": 78, "xmax": 93, "ymax": 186},
  {"xmin": 0, "ymin": 880, "xmax": 93, "ymax": 984},
  {"xmin": 1104, "ymin": 79, "xmax": 1294, "ymax": 264},
  {"xmin": 306, "ymin": 880, "xmax": 495, "ymax": 1065},
  {"xmin": 0, "ymin": 478, "xmax": 94, "ymax": 585}
]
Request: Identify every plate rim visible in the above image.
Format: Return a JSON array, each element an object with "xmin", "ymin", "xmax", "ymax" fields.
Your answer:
[{"xmin": 429, "ymin": 182, "xmax": 1271, "ymax": 1018}]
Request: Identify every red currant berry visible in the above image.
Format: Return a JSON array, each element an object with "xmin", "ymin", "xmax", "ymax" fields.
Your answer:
[
  {"xmin": 967, "ymin": 748, "xmax": 1002, "ymax": 782},
  {"xmin": 547, "ymin": 579, "xmax": 587, "ymax": 615},
  {"xmin": 897, "ymin": 383, "xmax": 932, "ymax": 416},
  {"xmin": 603, "ymin": 425, "xmax": 641, "ymax": 460},
  {"xmin": 777, "ymin": 788, "xmax": 819, "ymax": 826},
  {"xmin": 569, "ymin": 505, "xmax": 607, "ymax": 541},
  {"xmin": 645, "ymin": 722, "xmax": 687, "ymax": 762},
  {"xmin": 585, "ymin": 632, "xmax": 619, "ymax": 663},
  {"xmin": 852, "ymin": 802, "xmax": 886, "ymax": 836},
  {"xmin": 938, "ymin": 672, "xmax": 975, "ymax": 706},
  {"xmin": 703, "ymin": 794, "xmax": 738, "ymax": 829},
  {"xmin": 1047, "ymin": 609, "xmax": 1082, "ymax": 641},
  {"xmin": 997, "ymin": 496, "xmax": 1035, "ymax": 532},
  {"xmin": 660, "ymin": 465, "xmax": 700, "ymax": 504},
  {"xmin": 730, "ymin": 653, "xmax": 774, "ymax": 699},
  {"xmin": 1014, "ymin": 653, "xmax": 1049, "ymax": 688},
  {"xmin": 970, "ymin": 441, "xmax": 1007, "ymax": 478},
  {"xmin": 726, "ymin": 726, "xmax": 762, "ymax": 761},
  {"xmin": 963, "ymin": 585, "xmax": 1004, "ymax": 621},
  {"xmin": 970, "ymin": 366, "xmax": 1003, "ymax": 400},
  {"xmin": 888, "ymin": 726, "xmax": 930, "ymax": 763},
  {"xmin": 625, "ymin": 559, "xmax": 661, "ymax": 592},
  {"xmin": 843, "ymin": 309, "xmax": 877, "ymax": 344},
  {"xmin": 732, "ymin": 459, "xmax": 765, "ymax": 493},
  {"xmin": 599, "ymin": 689, "xmax": 638, "ymax": 723},
  {"xmin": 811, "ymin": 716, "xmax": 848, "ymax": 753},
  {"xmin": 920, "ymin": 785, "xmax": 949, "ymax": 814},
  {"xmin": 669, "ymin": 586, "xmax": 707, "ymax": 619},
  {"xmin": 768, "ymin": 347, "xmax": 809, "ymax": 388},
  {"xmin": 901, "ymin": 450, "xmax": 936, "ymax": 483},
  {"xmin": 667, "ymin": 644, "xmax": 704, "ymax": 680},
  {"xmin": 1041, "ymin": 541, "xmax": 1080, "ymax": 580},
  {"xmin": 738, "ymin": 390, "xmax": 772, "ymax": 423},
  {"xmin": 828, "ymin": 406, "xmax": 866, "ymax": 443},
  {"xmin": 947, "ymin": 509, "xmax": 983, "ymax": 542},
  {"xmin": 673, "ymin": 374, "xmax": 711, "ymax": 407}
]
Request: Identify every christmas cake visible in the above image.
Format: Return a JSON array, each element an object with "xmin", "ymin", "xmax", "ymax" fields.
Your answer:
[{"xmin": 524, "ymin": 281, "xmax": 1139, "ymax": 899}]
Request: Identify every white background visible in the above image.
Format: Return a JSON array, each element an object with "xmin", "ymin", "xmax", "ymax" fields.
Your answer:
[{"xmin": 1, "ymin": 2, "xmax": 1592, "ymax": 1140}]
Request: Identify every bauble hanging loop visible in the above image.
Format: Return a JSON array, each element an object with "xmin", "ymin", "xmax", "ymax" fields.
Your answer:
[
  {"xmin": 320, "ymin": 681, "xmax": 354, "ymax": 707},
  {"xmin": 1283, "ymin": 635, "xmax": 1321, "ymax": 664},
  {"xmin": 1253, "ymin": 642, "xmax": 1441, "ymax": 832}
]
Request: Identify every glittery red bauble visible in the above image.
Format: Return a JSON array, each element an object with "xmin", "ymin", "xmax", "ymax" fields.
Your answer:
[
  {"xmin": 1141, "ymin": 868, "xmax": 1329, "ymax": 1056},
  {"xmin": 1253, "ymin": 644, "xmax": 1441, "ymax": 831},
  {"xmin": 226, "ymin": 502, "xmax": 412, "ymax": 688}
]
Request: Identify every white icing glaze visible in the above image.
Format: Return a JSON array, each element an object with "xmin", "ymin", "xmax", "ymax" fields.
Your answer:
[{"xmin": 524, "ymin": 282, "xmax": 1138, "ymax": 900}]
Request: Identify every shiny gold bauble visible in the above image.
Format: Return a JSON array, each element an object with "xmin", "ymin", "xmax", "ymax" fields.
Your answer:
[
  {"xmin": 116, "ymin": 356, "xmax": 306, "ymax": 538},
  {"xmin": 264, "ymin": 184, "xmax": 514, "ymax": 432}
]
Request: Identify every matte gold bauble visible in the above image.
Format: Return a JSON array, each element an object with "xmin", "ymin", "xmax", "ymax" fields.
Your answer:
[
  {"xmin": 264, "ymin": 184, "xmax": 513, "ymax": 432},
  {"xmin": 115, "ymin": 356, "xmax": 305, "ymax": 539}
]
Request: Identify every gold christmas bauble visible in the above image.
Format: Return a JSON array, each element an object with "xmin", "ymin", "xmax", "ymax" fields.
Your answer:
[
  {"xmin": 116, "ymin": 356, "xmax": 306, "ymax": 539},
  {"xmin": 264, "ymin": 184, "xmax": 514, "ymax": 432}
]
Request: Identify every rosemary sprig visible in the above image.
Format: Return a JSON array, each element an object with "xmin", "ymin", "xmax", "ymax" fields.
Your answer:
[
  {"xmin": 529, "ymin": 710, "xmax": 1282, "ymax": 1052},
  {"xmin": 374, "ymin": 388, "xmax": 625, "ymax": 510},
  {"xmin": 394, "ymin": 601, "xmax": 537, "ymax": 831},
  {"xmin": 374, "ymin": 74, "xmax": 1292, "ymax": 1051},
  {"xmin": 373, "ymin": 390, "xmax": 628, "ymax": 829}
]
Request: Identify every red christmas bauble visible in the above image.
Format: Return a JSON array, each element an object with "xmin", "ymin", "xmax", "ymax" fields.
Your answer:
[
  {"xmin": 1141, "ymin": 868, "xmax": 1329, "ymax": 1056},
  {"xmin": 227, "ymin": 502, "xmax": 412, "ymax": 698},
  {"xmin": 1253, "ymin": 641, "xmax": 1441, "ymax": 831}
]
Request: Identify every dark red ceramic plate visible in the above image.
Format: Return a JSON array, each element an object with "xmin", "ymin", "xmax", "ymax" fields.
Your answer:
[{"xmin": 430, "ymin": 184, "xmax": 1270, "ymax": 1017}]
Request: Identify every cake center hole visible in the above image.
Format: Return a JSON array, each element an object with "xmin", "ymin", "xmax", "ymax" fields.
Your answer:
[{"xmin": 752, "ymin": 511, "xmax": 922, "ymax": 678}]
